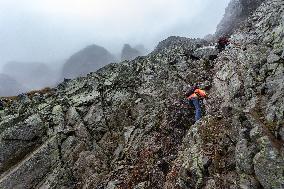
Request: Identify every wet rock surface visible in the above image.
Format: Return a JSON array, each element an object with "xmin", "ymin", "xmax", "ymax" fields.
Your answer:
[
  {"xmin": 0, "ymin": 0, "xmax": 283, "ymax": 188},
  {"xmin": 216, "ymin": 0, "xmax": 266, "ymax": 37}
]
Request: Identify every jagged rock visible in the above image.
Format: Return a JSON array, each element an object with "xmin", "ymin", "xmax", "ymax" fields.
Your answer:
[
  {"xmin": 106, "ymin": 180, "xmax": 121, "ymax": 189},
  {"xmin": 216, "ymin": 0, "xmax": 266, "ymax": 37},
  {"xmin": 280, "ymin": 127, "xmax": 284, "ymax": 141},
  {"xmin": 204, "ymin": 179, "xmax": 217, "ymax": 189},
  {"xmin": 1, "ymin": 114, "xmax": 44, "ymax": 141},
  {"xmin": 0, "ymin": 114, "xmax": 45, "ymax": 174},
  {"xmin": 66, "ymin": 107, "xmax": 81, "ymax": 126},
  {"xmin": 0, "ymin": 136, "xmax": 59, "ymax": 189},
  {"xmin": 192, "ymin": 46, "xmax": 218, "ymax": 60},
  {"xmin": 267, "ymin": 52, "xmax": 280, "ymax": 63},
  {"xmin": 238, "ymin": 174, "xmax": 261, "ymax": 189},
  {"xmin": 253, "ymin": 136, "xmax": 284, "ymax": 189},
  {"xmin": 133, "ymin": 182, "xmax": 147, "ymax": 189},
  {"xmin": 235, "ymin": 138, "xmax": 256, "ymax": 174},
  {"xmin": 52, "ymin": 105, "xmax": 65, "ymax": 133}
]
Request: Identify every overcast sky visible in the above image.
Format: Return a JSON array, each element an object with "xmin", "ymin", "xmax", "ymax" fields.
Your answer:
[{"xmin": 0, "ymin": 0, "xmax": 230, "ymax": 70}]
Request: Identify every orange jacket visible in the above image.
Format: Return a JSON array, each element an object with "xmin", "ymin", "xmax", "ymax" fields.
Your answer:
[{"xmin": 187, "ymin": 89, "xmax": 207, "ymax": 99}]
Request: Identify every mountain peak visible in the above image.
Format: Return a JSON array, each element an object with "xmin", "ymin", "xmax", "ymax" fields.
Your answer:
[{"xmin": 61, "ymin": 44, "xmax": 116, "ymax": 79}]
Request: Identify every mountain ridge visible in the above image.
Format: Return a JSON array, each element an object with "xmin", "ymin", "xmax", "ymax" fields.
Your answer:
[{"xmin": 0, "ymin": 0, "xmax": 283, "ymax": 188}]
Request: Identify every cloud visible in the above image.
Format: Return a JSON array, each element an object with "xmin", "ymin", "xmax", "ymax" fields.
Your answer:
[{"xmin": 0, "ymin": 0, "xmax": 230, "ymax": 69}]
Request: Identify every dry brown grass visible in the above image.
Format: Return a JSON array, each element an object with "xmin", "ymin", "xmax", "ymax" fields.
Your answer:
[
  {"xmin": 26, "ymin": 87, "xmax": 54, "ymax": 97},
  {"xmin": 0, "ymin": 87, "xmax": 54, "ymax": 107},
  {"xmin": 199, "ymin": 118, "xmax": 227, "ymax": 158}
]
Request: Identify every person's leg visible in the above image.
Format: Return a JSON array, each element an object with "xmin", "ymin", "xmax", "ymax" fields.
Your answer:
[
  {"xmin": 191, "ymin": 98, "xmax": 201, "ymax": 121},
  {"xmin": 184, "ymin": 99, "xmax": 192, "ymax": 106}
]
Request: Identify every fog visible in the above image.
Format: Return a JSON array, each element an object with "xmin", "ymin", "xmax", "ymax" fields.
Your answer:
[{"xmin": 0, "ymin": 0, "xmax": 230, "ymax": 95}]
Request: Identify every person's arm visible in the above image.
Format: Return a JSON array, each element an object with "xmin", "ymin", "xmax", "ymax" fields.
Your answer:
[{"xmin": 196, "ymin": 89, "xmax": 207, "ymax": 98}]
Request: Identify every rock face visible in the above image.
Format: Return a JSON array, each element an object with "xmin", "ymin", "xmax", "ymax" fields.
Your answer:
[
  {"xmin": 0, "ymin": 0, "xmax": 283, "ymax": 188},
  {"xmin": 216, "ymin": 0, "xmax": 266, "ymax": 37},
  {"xmin": 0, "ymin": 74, "xmax": 25, "ymax": 97},
  {"xmin": 2, "ymin": 62, "xmax": 58, "ymax": 91},
  {"xmin": 121, "ymin": 44, "xmax": 142, "ymax": 61},
  {"xmin": 62, "ymin": 44, "xmax": 116, "ymax": 79}
]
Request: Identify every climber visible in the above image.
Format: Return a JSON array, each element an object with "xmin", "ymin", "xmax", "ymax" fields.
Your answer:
[
  {"xmin": 217, "ymin": 36, "xmax": 230, "ymax": 52},
  {"xmin": 185, "ymin": 85, "xmax": 207, "ymax": 122}
]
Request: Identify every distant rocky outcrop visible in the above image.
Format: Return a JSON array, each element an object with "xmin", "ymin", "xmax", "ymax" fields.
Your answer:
[
  {"xmin": 215, "ymin": 0, "xmax": 266, "ymax": 37},
  {"xmin": 3, "ymin": 62, "xmax": 58, "ymax": 91},
  {"xmin": 62, "ymin": 44, "xmax": 116, "ymax": 79},
  {"xmin": 0, "ymin": 74, "xmax": 25, "ymax": 96},
  {"xmin": 120, "ymin": 44, "xmax": 143, "ymax": 61},
  {"xmin": 0, "ymin": 0, "xmax": 283, "ymax": 188}
]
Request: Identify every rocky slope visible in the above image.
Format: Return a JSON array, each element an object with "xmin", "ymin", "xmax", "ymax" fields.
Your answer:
[
  {"xmin": 0, "ymin": 0, "xmax": 283, "ymax": 188},
  {"xmin": 215, "ymin": 0, "xmax": 265, "ymax": 37},
  {"xmin": 61, "ymin": 44, "xmax": 116, "ymax": 80}
]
